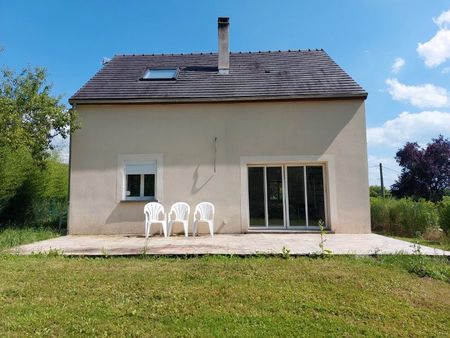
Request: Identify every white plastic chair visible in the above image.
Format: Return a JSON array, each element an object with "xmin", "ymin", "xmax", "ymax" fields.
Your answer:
[
  {"xmin": 144, "ymin": 202, "xmax": 168, "ymax": 239},
  {"xmin": 168, "ymin": 202, "xmax": 190, "ymax": 237},
  {"xmin": 192, "ymin": 202, "xmax": 215, "ymax": 237}
]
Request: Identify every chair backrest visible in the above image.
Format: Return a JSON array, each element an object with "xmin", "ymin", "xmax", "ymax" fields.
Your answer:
[
  {"xmin": 144, "ymin": 202, "xmax": 165, "ymax": 221},
  {"xmin": 194, "ymin": 202, "xmax": 215, "ymax": 221},
  {"xmin": 170, "ymin": 202, "xmax": 190, "ymax": 221}
]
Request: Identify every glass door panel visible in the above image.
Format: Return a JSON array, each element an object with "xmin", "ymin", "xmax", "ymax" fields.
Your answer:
[
  {"xmin": 306, "ymin": 166, "xmax": 326, "ymax": 226},
  {"xmin": 287, "ymin": 166, "xmax": 307, "ymax": 226},
  {"xmin": 266, "ymin": 167, "xmax": 284, "ymax": 226},
  {"xmin": 248, "ymin": 164, "xmax": 326, "ymax": 229},
  {"xmin": 248, "ymin": 167, "xmax": 266, "ymax": 227}
]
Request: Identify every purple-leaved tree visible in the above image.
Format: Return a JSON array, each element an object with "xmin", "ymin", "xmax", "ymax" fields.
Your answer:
[{"xmin": 391, "ymin": 135, "xmax": 450, "ymax": 202}]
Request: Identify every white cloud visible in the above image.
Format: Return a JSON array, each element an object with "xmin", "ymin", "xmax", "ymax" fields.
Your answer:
[
  {"xmin": 391, "ymin": 57, "xmax": 405, "ymax": 73},
  {"xmin": 442, "ymin": 66, "xmax": 450, "ymax": 74},
  {"xmin": 367, "ymin": 111, "xmax": 450, "ymax": 148},
  {"xmin": 433, "ymin": 8, "xmax": 450, "ymax": 28},
  {"xmin": 367, "ymin": 110, "xmax": 450, "ymax": 186},
  {"xmin": 417, "ymin": 29, "xmax": 450, "ymax": 68},
  {"xmin": 386, "ymin": 78, "xmax": 450, "ymax": 108},
  {"xmin": 417, "ymin": 8, "xmax": 450, "ymax": 68}
]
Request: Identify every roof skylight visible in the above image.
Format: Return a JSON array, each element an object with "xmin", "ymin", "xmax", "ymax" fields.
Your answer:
[{"xmin": 141, "ymin": 68, "xmax": 178, "ymax": 80}]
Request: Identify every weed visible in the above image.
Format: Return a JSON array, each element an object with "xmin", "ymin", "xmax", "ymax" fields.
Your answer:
[
  {"xmin": 140, "ymin": 242, "xmax": 148, "ymax": 257},
  {"xmin": 318, "ymin": 220, "xmax": 333, "ymax": 256},
  {"xmin": 100, "ymin": 248, "xmax": 110, "ymax": 258},
  {"xmin": 46, "ymin": 248, "xmax": 64, "ymax": 257},
  {"xmin": 0, "ymin": 227, "xmax": 60, "ymax": 251},
  {"xmin": 372, "ymin": 247, "xmax": 381, "ymax": 256},
  {"xmin": 281, "ymin": 246, "xmax": 291, "ymax": 259},
  {"xmin": 31, "ymin": 248, "xmax": 64, "ymax": 257}
]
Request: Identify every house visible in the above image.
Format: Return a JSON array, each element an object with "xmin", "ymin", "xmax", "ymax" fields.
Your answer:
[{"xmin": 68, "ymin": 17, "xmax": 370, "ymax": 235}]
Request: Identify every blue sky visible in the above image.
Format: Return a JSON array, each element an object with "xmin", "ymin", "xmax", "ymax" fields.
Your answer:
[{"xmin": 1, "ymin": 0, "xmax": 450, "ymax": 186}]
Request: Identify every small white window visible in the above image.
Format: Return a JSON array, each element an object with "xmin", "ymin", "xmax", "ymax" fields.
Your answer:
[
  {"xmin": 141, "ymin": 68, "xmax": 178, "ymax": 80},
  {"xmin": 124, "ymin": 161, "xmax": 156, "ymax": 201}
]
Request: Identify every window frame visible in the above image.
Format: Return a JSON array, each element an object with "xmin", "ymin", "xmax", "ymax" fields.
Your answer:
[
  {"xmin": 140, "ymin": 68, "xmax": 179, "ymax": 81},
  {"xmin": 240, "ymin": 155, "xmax": 336, "ymax": 232},
  {"xmin": 125, "ymin": 172, "xmax": 155, "ymax": 201},
  {"xmin": 117, "ymin": 154, "xmax": 164, "ymax": 203},
  {"xmin": 247, "ymin": 164, "xmax": 327, "ymax": 229}
]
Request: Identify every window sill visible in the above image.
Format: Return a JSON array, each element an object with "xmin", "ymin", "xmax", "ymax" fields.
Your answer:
[{"xmin": 120, "ymin": 198, "xmax": 158, "ymax": 203}]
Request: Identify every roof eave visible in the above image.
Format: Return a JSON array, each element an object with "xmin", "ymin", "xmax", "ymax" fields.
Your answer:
[{"xmin": 68, "ymin": 93, "xmax": 368, "ymax": 105}]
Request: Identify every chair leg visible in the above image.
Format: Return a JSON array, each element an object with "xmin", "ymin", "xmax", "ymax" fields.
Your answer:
[
  {"xmin": 183, "ymin": 221, "xmax": 188, "ymax": 237},
  {"xmin": 162, "ymin": 223, "xmax": 168, "ymax": 238},
  {"xmin": 208, "ymin": 221, "xmax": 214, "ymax": 237},
  {"xmin": 147, "ymin": 224, "xmax": 152, "ymax": 238},
  {"xmin": 192, "ymin": 222, "xmax": 197, "ymax": 237},
  {"xmin": 168, "ymin": 222, "xmax": 172, "ymax": 237}
]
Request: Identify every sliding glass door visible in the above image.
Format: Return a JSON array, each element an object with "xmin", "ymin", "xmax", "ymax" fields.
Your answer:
[
  {"xmin": 248, "ymin": 164, "xmax": 327, "ymax": 229},
  {"xmin": 266, "ymin": 167, "xmax": 284, "ymax": 227},
  {"xmin": 286, "ymin": 166, "xmax": 306, "ymax": 227}
]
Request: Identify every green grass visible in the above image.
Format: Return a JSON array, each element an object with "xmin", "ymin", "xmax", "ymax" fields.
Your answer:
[
  {"xmin": 391, "ymin": 235, "xmax": 450, "ymax": 251},
  {"xmin": 0, "ymin": 255, "xmax": 448, "ymax": 337},
  {"xmin": 0, "ymin": 228, "xmax": 449, "ymax": 336},
  {"xmin": 0, "ymin": 226, "xmax": 61, "ymax": 251}
]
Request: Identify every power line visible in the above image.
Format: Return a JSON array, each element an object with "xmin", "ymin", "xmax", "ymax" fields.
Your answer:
[{"xmin": 383, "ymin": 166, "xmax": 402, "ymax": 174}]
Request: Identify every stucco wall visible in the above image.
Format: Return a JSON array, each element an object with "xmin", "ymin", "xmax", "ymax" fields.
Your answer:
[{"xmin": 69, "ymin": 100, "xmax": 370, "ymax": 235}]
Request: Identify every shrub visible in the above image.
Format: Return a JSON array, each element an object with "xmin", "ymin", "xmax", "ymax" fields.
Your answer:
[
  {"xmin": 438, "ymin": 196, "xmax": 450, "ymax": 234},
  {"xmin": 369, "ymin": 185, "xmax": 391, "ymax": 198},
  {"xmin": 0, "ymin": 146, "xmax": 33, "ymax": 215},
  {"xmin": 0, "ymin": 155, "xmax": 68, "ymax": 228},
  {"xmin": 371, "ymin": 197, "xmax": 439, "ymax": 236},
  {"xmin": 371, "ymin": 197, "xmax": 393, "ymax": 233}
]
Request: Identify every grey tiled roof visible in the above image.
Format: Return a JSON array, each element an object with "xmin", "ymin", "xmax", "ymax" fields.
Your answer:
[{"xmin": 69, "ymin": 50, "xmax": 367, "ymax": 104}]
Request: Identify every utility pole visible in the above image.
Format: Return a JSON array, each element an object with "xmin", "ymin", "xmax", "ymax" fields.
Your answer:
[{"xmin": 379, "ymin": 163, "xmax": 385, "ymax": 198}]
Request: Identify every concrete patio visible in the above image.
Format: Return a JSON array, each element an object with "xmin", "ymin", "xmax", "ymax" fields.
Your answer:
[{"xmin": 11, "ymin": 233, "xmax": 450, "ymax": 256}]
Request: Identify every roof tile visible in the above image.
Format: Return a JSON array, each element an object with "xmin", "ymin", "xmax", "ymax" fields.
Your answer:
[{"xmin": 69, "ymin": 50, "xmax": 367, "ymax": 103}]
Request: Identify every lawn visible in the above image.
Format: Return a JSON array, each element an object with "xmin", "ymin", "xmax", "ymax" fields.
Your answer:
[
  {"xmin": 391, "ymin": 235, "xmax": 450, "ymax": 251},
  {"xmin": 0, "ymin": 257, "xmax": 449, "ymax": 336},
  {"xmin": 1, "ymin": 229, "xmax": 449, "ymax": 337}
]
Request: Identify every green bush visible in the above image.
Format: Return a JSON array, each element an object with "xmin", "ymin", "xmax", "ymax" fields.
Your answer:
[
  {"xmin": 0, "ymin": 155, "xmax": 68, "ymax": 228},
  {"xmin": 438, "ymin": 196, "xmax": 450, "ymax": 233},
  {"xmin": 369, "ymin": 185, "xmax": 391, "ymax": 198},
  {"xmin": 371, "ymin": 197, "xmax": 439, "ymax": 236},
  {"xmin": 0, "ymin": 146, "xmax": 33, "ymax": 215}
]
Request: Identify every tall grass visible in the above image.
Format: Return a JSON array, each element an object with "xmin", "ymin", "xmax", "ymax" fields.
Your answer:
[
  {"xmin": 438, "ymin": 196, "xmax": 450, "ymax": 233},
  {"xmin": 371, "ymin": 197, "xmax": 443, "ymax": 237},
  {"xmin": 0, "ymin": 227, "xmax": 61, "ymax": 250}
]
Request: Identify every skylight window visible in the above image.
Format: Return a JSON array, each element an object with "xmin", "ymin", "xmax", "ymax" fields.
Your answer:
[{"xmin": 141, "ymin": 68, "xmax": 178, "ymax": 80}]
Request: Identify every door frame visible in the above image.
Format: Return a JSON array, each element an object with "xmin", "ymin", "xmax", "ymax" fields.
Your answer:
[{"xmin": 240, "ymin": 155, "xmax": 337, "ymax": 232}]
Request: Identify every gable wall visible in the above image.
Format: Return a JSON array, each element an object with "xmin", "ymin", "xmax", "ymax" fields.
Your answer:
[{"xmin": 69, "ymin": 99, "xmax": 370, "ymax": 234}]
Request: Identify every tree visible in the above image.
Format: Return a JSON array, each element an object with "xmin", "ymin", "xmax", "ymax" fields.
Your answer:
[
  {"xmin": 369, "ymin": 185, "xmax": 390, "ymax": 198},
  {"xmin": 391, "ymin": 135, "xmax": 450, "ymax": 202},
  {"xmin": 0, "ymin": 67, "xmax": 77, "ymax": 162},
  {"xmin": 0, "ymin": 66, "xmax": 78, "ymax": 215}
]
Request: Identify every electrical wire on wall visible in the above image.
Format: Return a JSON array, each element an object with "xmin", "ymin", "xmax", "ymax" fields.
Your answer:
[{"xmin": 214, "ymin": 137, "xmax": 217, "ymax": 173}]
